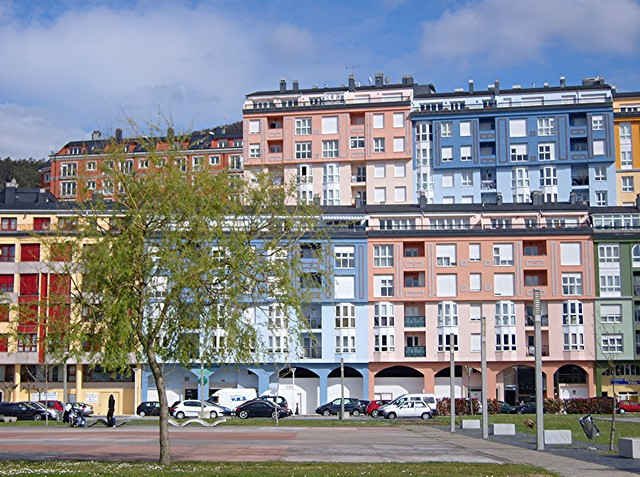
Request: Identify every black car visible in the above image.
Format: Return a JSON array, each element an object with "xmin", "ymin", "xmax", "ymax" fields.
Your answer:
[
  {"xmin": 234, "ymin": 399, "xmax": 290, "ymax": 419},
  {"xmin": 0, "ymin": 402, "xmax": 49, "ymax": 421},
  {"xmin": 136, "ymin": 401, "xmax": 161, "ymax": 417},
  {"xmin": 517, "ymin": 401, "xmax": 543, "ymax": 414},
  {"xmin": 256, "ymin": 395, "xmax": 288, "ymax": 410},
  {"xmin": 316, "ymin": 398, "xmax": 366, "ymax": 416}
]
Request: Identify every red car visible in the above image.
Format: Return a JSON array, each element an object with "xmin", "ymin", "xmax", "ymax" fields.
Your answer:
[
  {"xmin": 366, "ymin": 399, "xmax": 391, "ymax": 417},
  {"xmin": 618, "ymin": 400, "xmax": 640, "ymax": 413},
  {"xmin": 39, "ymin": 400, "xmax": 64, "ymax": 413}
]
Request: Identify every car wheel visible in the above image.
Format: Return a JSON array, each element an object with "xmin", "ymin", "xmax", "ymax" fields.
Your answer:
[
  {"xmin": 239, "ymin": 410, "xmax": 249, "ymax": 419},
  {"xmin": 371, "ymin": 410, "xmax": 379, "ymax": 417},
  {"xmin": 33, "ymin": 414, "xmax": 42, "ymax": 421},
  {"xmin": 138, "ymin": 411, "xmax": 146, "ymax": 417},
  {"xmin": 322, "ymin": 410, "xmax": 330, "ymax": 417},
  {"xmin": 387, "ymin": 412, "xmax": 397, "ymax": 420},
  {"xmin": 421, "ymin": 412, "xmax": 432, "ymax": 420},
  {"xmin": 351, "ymin": 410, "xmax": 360, "ymax": 417},
  {"xmin": 209, "ymin": 411, "xmax": 218, "ymax": 419},
  {"xmin": 175, "ymin": 412, "xmax": 185, "ymax": 419},
  {"xmin": 619, "ymin": 409, "xmax": 626, "ymax": 414}
]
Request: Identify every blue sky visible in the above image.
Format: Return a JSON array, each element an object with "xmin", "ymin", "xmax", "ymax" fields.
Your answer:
[{"xmin": 1, "ymin": 0, "xmax": 639, "ymax": 158}]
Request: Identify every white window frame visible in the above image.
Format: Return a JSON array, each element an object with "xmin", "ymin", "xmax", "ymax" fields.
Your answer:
[
  {"xmin": 562, "ymin": 273, "xmax": 583, "ymax": 296},
  {"xmin": 373, "ymin": 245, "xmax": 393, "ymax": 267},
  {"xmin": 295, "ymin": 118, "xmax": 312, "ymax": 135}
]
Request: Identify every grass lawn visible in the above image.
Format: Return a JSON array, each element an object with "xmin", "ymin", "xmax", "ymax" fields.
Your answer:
[
  {"xmin": 432, "ymin": 413, "xmax": 640, "ymax": 448},
  {"xmin": 0, "ymin": 461, "xmax": 555, "ymax": 476}
]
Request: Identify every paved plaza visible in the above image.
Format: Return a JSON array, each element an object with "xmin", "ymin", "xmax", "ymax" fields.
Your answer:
[{"xmin": 0, "ymin": 425, "xmax": 639, "ymax": 476}]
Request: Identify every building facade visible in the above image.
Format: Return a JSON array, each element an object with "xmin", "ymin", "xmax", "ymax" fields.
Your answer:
[
  {"xmin": 614, "ymin": 92, "xmax": 640, "ymax": 205},
  {"xmin": 411, "ymin": 78, "xmax": 616, "ymax": 207}
]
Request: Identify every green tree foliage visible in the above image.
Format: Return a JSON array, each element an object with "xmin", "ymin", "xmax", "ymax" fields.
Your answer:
[
  {"xmin": 40, "ymin": 134, "xmax": 325, "ymax": 464},
  {"xmin": 0, "ymin": 158, "xmax": 48, "ymax": 188}
]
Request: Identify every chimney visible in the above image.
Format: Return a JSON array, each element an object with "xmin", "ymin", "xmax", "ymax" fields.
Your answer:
[
  {"xmin": 279, "ymin": 79, "xmax": 287, "ymax": 92},
  {"xmin": 292, "ymin": 80, "xmax": 299, "ymax": 92},
  {"xmin": 115, "ymin": 128, "xmax": 123, "ymax": 142},
  {"xmin": 401, "ymin": 75, "xmax": 414, "ymax": 86},
  {"xmin": 348, "ymin": 74, "xmax": 356, "ymax": 91},
  {"xmin": 560, "ymin": 76, "xmax": 566, "ymax": 88},
  {"xmin": 4, "ymin": 179, "xmax": 17, "ymax": 205},
  {"xmin": 374, "ymin": 72, "xmax": 384, "ymax": 87},
  {"xmin": 543, "ymin": 82, "xmax": 549, "ymax": 88},
  {"xmin": 468, "ymin": 79, "xmax": 474, "ymax": 93},
  {"xmin": 91, "ymin": 130, "xmax": 102, "ymax": 140},
  {"xmin": 494, "ymin": 80, "xmax": 500, "ymax": 94}
]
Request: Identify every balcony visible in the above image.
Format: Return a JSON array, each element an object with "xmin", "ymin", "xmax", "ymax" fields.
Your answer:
[
  {"xmin": 481, "ymin": 180, "xmax": 497, "ymax": 191},
  {"xmin": 525, "ymin": 315, "xmax": 549, "ymax": 327},
  {"xmin": 404, "ymin": 315, "xmax": 426, "ymax": 328},
  {"xmin": 405, "ymin": 346, "xmax": 426, "ymax": 357},
  {"xmin": 297, "ymin": 175, "xmax": 313, "ymax": 184},
  {"xmin": 526, "ymin": 345, "xmax": 549, "ymax": 357},
  {"xmin": 351, "ymin": 175, "xmax": 366, "ymax": 184}
]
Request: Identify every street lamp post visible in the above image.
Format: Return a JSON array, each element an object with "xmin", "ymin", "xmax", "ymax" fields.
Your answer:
[
  {"xmin": 339, "ymin": 357, "xmax": 345, "ymax": 420},
  {"xmin": 534, "ymin": 289, "xmax": 544, "ymax": 451},
  {"xmin": 481, "ymin": 315, "xmax": 488, "ymax": 439},
  {"xmin": 449, "ymin": 332, "xmax": 455, "ymax": 433}
]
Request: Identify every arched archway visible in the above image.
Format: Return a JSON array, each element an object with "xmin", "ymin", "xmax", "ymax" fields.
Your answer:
[
  {"xmin": 326, "ymin": 366, "xmax": 363, "ymax": 403},
  {"xmin": 496, "ymin": 365, "xmax": 548, "ymax": 404},
  {"xmin": 434, "ymin": 365, "xmax": 482, "ymax": 399},
  {"xmin": 276, "ymin": 366, "xmax": 319, "ymax": 415},
  {"xmin": 554, "ymin": 364, "xmax": 588, "ymax": 399},
  {"xmin": 374, "ymin": 365, "xmax": 424, "ymax": 400}
]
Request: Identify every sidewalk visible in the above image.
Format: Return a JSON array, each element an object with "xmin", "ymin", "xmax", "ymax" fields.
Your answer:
[{"xmin": 412, "ymin": 425, "xmax": 639, "ymax": 477}]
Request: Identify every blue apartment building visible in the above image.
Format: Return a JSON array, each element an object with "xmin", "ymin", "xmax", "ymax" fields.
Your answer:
[{"xmin": 411, "ymin": 78, "xmax": 616, "ymax": 207}]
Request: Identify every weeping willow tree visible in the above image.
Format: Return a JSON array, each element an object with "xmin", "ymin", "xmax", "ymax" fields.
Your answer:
[{"xmin": 39, "ymin": 129, "xmax": 325, "ymax": 464}]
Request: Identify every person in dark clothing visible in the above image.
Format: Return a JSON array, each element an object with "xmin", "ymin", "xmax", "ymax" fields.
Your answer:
[{"xmin": 107, "ymin": 394, "xmax": 115, "ymax": 427}]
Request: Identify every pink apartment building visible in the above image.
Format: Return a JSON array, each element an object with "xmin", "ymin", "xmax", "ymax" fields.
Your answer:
[
  {"xmin": 365, "ymin": 204, "xmax": 596, "ymax": 405},
  {"xmin": 242, "ymin": 74, "xmax": 419, "ymax": 206}
]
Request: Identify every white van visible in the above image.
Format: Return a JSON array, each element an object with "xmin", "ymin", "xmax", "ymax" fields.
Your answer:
[
  {"xmin": 208, "ymin": 388, "xmax": 257, "ymax": 410},
  {"xmin": 378, "ymin": 393, "xmax": 437, "ymax": 414}
]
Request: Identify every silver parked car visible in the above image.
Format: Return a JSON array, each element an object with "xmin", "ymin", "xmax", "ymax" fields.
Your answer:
[{"xmin": 381, "ymin": 401, "xmax": 434, "ymax": 420}]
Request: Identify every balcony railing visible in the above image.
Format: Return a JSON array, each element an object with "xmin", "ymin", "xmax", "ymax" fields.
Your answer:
[
  {"xmin": 404, "ymin": 315, "xmax": 426, "ymax": 328},
  {"xmin": 405, "ymin": 346, "xmax": 426, "ymax": 357},
  {"xmin": 526, "ymin": 345, "xmax": 549, "ymax": 357},
  {"xmin": 525, "ymin": 315, "xmax": 549, "ymax": 327}
]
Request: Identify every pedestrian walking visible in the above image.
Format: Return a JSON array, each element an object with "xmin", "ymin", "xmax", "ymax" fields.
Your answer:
[{"xmin": 107, "ymin": 394, "xmax": 115, "ymax": 427}]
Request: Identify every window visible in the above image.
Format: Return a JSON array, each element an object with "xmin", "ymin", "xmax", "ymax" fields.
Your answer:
[
  {"xmin": 495, "ymin": 301, "xmax": 516, "ymax": 326},
  {"xmin": 510, "ymin": 144, "xmax": 527, "ymax": 161},
  {"xmin": 33, "ymin": 218, "xmax": 50, "ymax": 231},
  {"xmin": 509, "ymin": 119, "xmax": 527, "ymax": 137},
  {"xmin": 538, "ymin": 143, "xmax": 555, "ymax": 161},
  {"xmin": 599, "ymin": 273, "xmax": 621, "ymax": 296},
  {"xmin": 373, "ymin": 114, "xmax": 384, "ymax": 129},
  {"xmin": 249, "ymin": 144, "xmax": 260, "ymax": 158},
  {"xmin": 374, "ymin": 302, "xmax": 395, "ymax": 327},
  {"xmin": 537, "ymin": 117, "xmax": 555, "ymax": 136},
  {"xmin": 394, "ymin": 187, "xmax": 406, "ymax": 202},
  {"xmin": 61, "ymin": 181, "xmax": 76, "ymax": 197},
  {"xmin": 86, "ymin": 161, "xmax": 96, "ymax": 171},
  {"xmin": 600, "ymin": 304, "xmax": 622, "ymax": 323},
  {"xmin": 393, "ymin": 137, "xmax": 405, "ymax": 152},
  {"xmin": 633, "ymin": 244, "xmax": 640, "ymax": 266},
  {"xmin": 601, "ymin": 334, "xmax": 623, "ymax": 353},
  {"xmin": 321, "ymin": 116, "xmax": 338, "ymax": 134},
  {"xmin": 460, "ymin": 121, "xmax": 471, "ymax": 137},
  {"xmin": 393, "ymin": 112, "xmax": 404, "ymax": 128},
  {"xmin": 469, "ymin": 243, "xmax": 481, "ymax": 262},
  {"xmin": 17, "ymin": 333, "xmax": 37, "ymax": 352},
  {"xmin": 20, "ymin": 244, "xmax": 40, "ymax": 262},
  {"xmin": 436, "ymin": 244, "xmax": 456, "ymax": 266},
  {"xmin": 437, "ymin": 301, "xmax": 458, "ymax": 326},
  {"xmin": 470, "ymin": 334, "xmax": 481, "ymax": 352},
  {"xmin": 496, "ymin": 333, "xmax": 516, "ymax": 351},
  {"xmin": 295, "ymin": 142, "xmax": 312, "ymax": 159},
  {"xmin": 592, "ymin": 115, "xmax": 604, "ymax": 130},
  {"xmin": 334, "ymin": 246, "xmax": 355, "ymax": 269},
  {"xmin": 594, "ymin": 166, "xmax": 607, "ymax": 181},
  {"xmin": 621, "ymin": 151, "xmax": 632, "ymax": 169},
  {"xmin": 192, "ymin": 156, "xmax": 202, "ymax": 171},
  {"xmin": 623, "ymin": 176, "xmax": 634, "ymax": 192},
  {"xmin": 493, "ymin": 274, "xmax": 514, "ymax": 296},
  {"xmin": 564, "ymin": 332, "xmax": 584, "ymax": 351},
  {"xmin": 322, "ymin": 189, "xmax": 340, "ymax": 206},
  {"xmin": 373, "ymin": 245, "xmax": 393, "ymax": 267},
  {"xmin": 562, "ymin": 301, "xmax": 584, "ymax": 325},
  {"xmin": 60, "ymin": 162, "xmax": 77, "ymax": 177},
  {"xmin": 295, "ymin": 118, "xmax": 311, "ymax": 135},
  {"xmin": 436, "ymin": 274, "xmax": 457, "ymax": 297},
  {"xmin": 373, "ymin": 137, "xmax": 385, "ymax": 152},
  {"xmin": 560, "ymin": 243, "xmax": 581, "ymax": 265},
  {"xmin": 209, "ymin": 156, "xmax": 220, "ymax": 166},
  {"xmin": 249, "ymin": 120, "xmax": 260, "ymax": 134},
  {"xmin": 469, "ymin": 304, "xmax": 481, "ymax": 321},
  {"xmin": 620, "ymin": 123, "xmax": 632, "ymax": 139},
  {"xmin": 562, "ymin": 273, "xmax": 583, "ymax": 295},
  {"xmin": 374, "ymin": 164, "xmax": 385, "ymax": 178},
  {"xmin": 460, "ymin": 145, "xmax": 472, "ymax": 161},
  {"xmin": 374, "ymin": 334, "xmax": 395, "ymax": 352},
  {"xmin": 595, "ymin": 191, "xmax": 608, "ymax": 206},
  {"xmin": 374, "ymin": 187, "xmax": 386, "ymax": 203},
  {"xmin": 322, "ymin": 140, "xmax": 339, "ymax": 158},
  {"xmin": 461, "ymin": 171, "xmax": 473, "ymax": 186},
  {"xmin": 469, "ymin": 273, "xmax": 481, "ymax": 292},
  {"xmin": 323, "ymin": 163, "xmax": 339, "ymax": 184},
  {"xmin": 492, "ymin": 244, "xmax": 514, "ymax": 265},
  {"xmin": 394, "ymin": 164, "xmax": 405, "ymax": 177},
  {"xmin": 374, "ymin": 275, "xmax": 394, "ymax": 297},
  {"xmin": 0, "ymin": 245, "xmax": 15, "ymax": 262},
  {"xmin": 139, "ymin": 159, "xmax": 149, "ymax": 169},
  {"xmin": 512, "ymin": 168, "xmax": 529, "ymax": 188},
  {"xmin": 441, "ymin": 122, "xmax": 452, "ymax": 137},
  {"xmin": 438, "ymin": 333, "xmax": 458, "ymax": 351},
  {"xmin": 0, "ymin": 218, "xmax": 17, "ymax": 232},
  {"xmin": 598, "ymin": 244, "xmax": 619, "ymax": 263},
  {"xmin": 441, "ymin": 147, "xmax": 453, "ymax": 162},
  {"xmin": 230, "ymin": 156, "xmax": 243, "ymax": 170},
  {"xmin": 334, "ymin": 303, "xmax": 355, "ymax": 328},
  {"xmin": 441, "ymin": 174, "xmax": 453, "ymax": 188},
  {"xmin": 593, "ymin": 140, "xmax": 605, "ymax": 156},
  {"xmin": 350, "ymin": 136, "xmax": 364, "ymax": 149}
]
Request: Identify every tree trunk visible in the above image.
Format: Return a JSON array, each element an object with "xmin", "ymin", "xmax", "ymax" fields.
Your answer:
[{"xmin": 147, "ymin": 351, "xmax": 171, "ymax": 465}]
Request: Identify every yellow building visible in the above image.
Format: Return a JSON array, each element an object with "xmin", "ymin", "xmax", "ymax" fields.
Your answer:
[
  {"xmin": 0, "ymin": 183, "xmax": 141, "ymax": 415},
  {"xmin": 614, "ymin": 92, "xmax": 640, "ymax": 205}
]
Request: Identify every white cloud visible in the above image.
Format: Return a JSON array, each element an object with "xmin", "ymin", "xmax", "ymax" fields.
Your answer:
[
  {"xmin": 0, "ymin": 3, "xmax": 336, "ymax": 157},
  {"xmin": 421, "ymin": 0, "xmax": 640, "ymax": 65}
]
